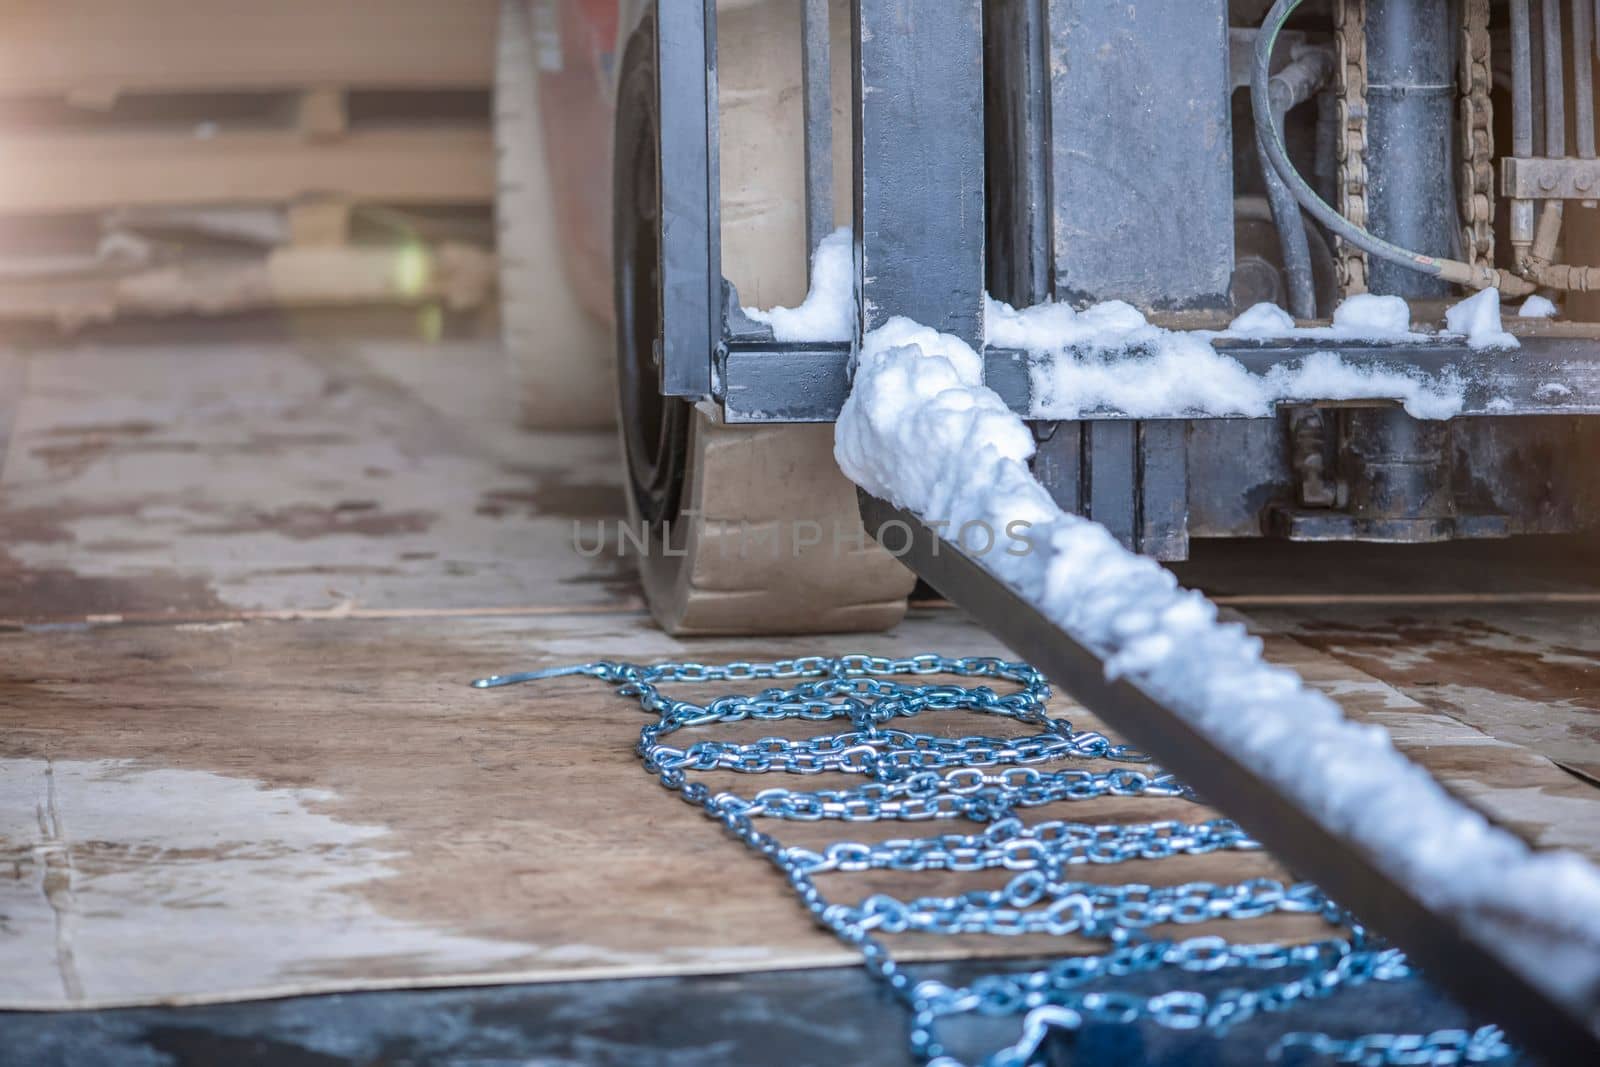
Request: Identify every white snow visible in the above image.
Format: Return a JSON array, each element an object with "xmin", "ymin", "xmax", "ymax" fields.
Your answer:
[
  {"xmin": 1277, "ymin": 353, "xmax": 1464, "ymax": 419},
  {"xmin": 750, "ymin": 257, "xmax": 1467, "ymax": 420},
  {"xmin": 1445, "ymin": 288, "xmax": 1519, "ymax": 350},
  {"xmin": 1225, "ymin": 301, "xmax": 1296, "ymax": 336},
  {"xmin": 989, "ymin": 296, "xmax": 1463, "ymax": 420},
  {"xmin": 743, "ymin": 226, "xmax": 854, "ymax": 342},
  {"xmin": 836, "ymin": 317, "xmax": 1034, "ymax": 525},
  {"xmin": 835, "ymin": 317, "xmax": 1600, "ymax": 947},
  {"xmin": 1518, "ymin": 294, "xmax": 1559, "ymax": 318},
  {"xmin": 1535, "ymin": 382, "xmax": 1574, "ymax": 401},
  {"xmin": 1329, "ymin": 292, "xmax": 1413, "ymax": 337},
  {"xmin": 1219, "ymin": 294, "xmax": 1424, "ymax": 341}
]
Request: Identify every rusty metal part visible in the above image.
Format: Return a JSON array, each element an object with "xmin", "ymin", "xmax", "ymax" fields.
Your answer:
[
  {"xmin": 1288, "ymin": 406, "xmax": 1341, "ymax": 508},
  {"xmin": 1333, "ymin": 0, "xmax": 1369, "ymax": 294},
  {"xmin": 1515, "ymin": 200, "xmax": 1600, "ymax": 291},
  {"xmin": 1494, "ymin": 2, "xmax": 1600, "ymax": 292}
]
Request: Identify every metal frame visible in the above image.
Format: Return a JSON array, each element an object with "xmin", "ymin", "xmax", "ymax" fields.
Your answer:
[
  {"xmin": 637, "ymin": 6, "xmax": 1600, "ymax": 1054},
  {"xmin": 721, "ymin": 335, "xmax": 1600, "ymax": 422},
  {"xmin": 652, "ymin": 0, "xmax": 1600, "ymax": 426},
  {"xmin": 646, "ymin": 0, "xmax": 1600, "ymax": 562},
  {"xmin": 852, "ymin": 0, "xmax": 986, "ymax": 345},
  {"xmin": 1044, "ymin": 0, "xmax": 1236, "ymax": 310},
  {"xmin": 983, "ymin": 0, "xmax": 1052, "ymax": 307},
  {"xmin": 856, "ymin": 491, "xmax": 1600, "ymax": 1065},
  {"xmin": 654, "ymin": 0, "xmax": 719, "ymax": 399}
]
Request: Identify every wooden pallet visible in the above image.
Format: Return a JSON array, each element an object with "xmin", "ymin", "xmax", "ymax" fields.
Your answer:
[{"xmin": 0, "ymin": 1, "xmax": 499, "ymax": 325}]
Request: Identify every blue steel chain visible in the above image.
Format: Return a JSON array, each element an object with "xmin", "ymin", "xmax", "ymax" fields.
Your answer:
[{"xmin": 474, "ymin": 654, "xmax": 1512, "ymax": 1066}]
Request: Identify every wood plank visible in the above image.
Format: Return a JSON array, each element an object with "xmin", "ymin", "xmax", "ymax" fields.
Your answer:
[
  {"xmin": 0, "ymin": 607, "xmax": 1593, "ymax": 1010},
  {"xmin": 1254, "ymin": 605, "xmax": 1600, "ymax": 787},
  {"xmin": 0, "ymin": 244, "xmax": 497, "ymax": 327},
  {"xmin": 287, "ymin": 199, "xmax": 353, "ymax": 247},
  {"xmin": 0, "ymin": 1, "xmax": 496, "ymax": 98},
  {"xmin": 0, "ymin": 127, "xmax": 494, "ymax": 215},
  {"xmin": 1252, "ymin": 619, "xmax": 1600, "ymax": 859},
  {"xmin": 0, "ymin": 611, "xmax": 1334, "ymax": 1009},
  {"xmin": 295, "ymin": 88, "xmax": 349, "ymax": 143}
]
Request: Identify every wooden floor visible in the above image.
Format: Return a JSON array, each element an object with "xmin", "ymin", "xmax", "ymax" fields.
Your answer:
[
  {"xmin": 2, "ymin": 320, "xmax": 1597, "ymax": 1011},
  {"xmin": 0, "ymin": 327, "xmax": 635, "ymax": 624}
]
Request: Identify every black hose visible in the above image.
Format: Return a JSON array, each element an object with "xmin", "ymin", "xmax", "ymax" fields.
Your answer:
[
  {"xmin": 1237, "ymin": 194, "xmax": 1339, "ymax": 310},
  {"xmin": 1255, "ymin": 48, "xmax": 1335, "ymax": 318},
  {"xmin": 1259, "ymin": 135, "xmax": 1316, "ymax": 316}
]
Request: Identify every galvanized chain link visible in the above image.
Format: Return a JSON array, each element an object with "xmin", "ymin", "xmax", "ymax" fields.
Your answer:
[
  {"xmin": 1333, "ymin": 0, "xmax": 1371, "ymax": 294},
  {"xmin": 476, "ymin": 653, "xmax": 1513, "ymax": 1066},
  {"xmin": 1460, "ymin": 0, "xmax": 1496, "ymax": 271}
]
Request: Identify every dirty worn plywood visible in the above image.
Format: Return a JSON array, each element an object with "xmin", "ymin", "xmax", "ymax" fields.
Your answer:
[
  {"xmin": 3, "ymin": 608, "xmax": 1596, "ymax": 1010},
  {"xmin": 1255, "ymin": 605, "xmax": 1600, "ymax": 787},
  {"xmin": 0, "ymin": 338, "xmax": 638, "ymax": 624},
  {"xmin": 0, "ymin": 610, "xmax": 1328, "ymax": 1009},
  {"xmin": 1249, "ymin": 622, "xmax": 1600, "ymax": 861}
]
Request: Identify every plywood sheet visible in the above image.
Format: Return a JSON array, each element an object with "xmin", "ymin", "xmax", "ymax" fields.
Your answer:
[
  {"xmin": 1255, "ymin": 605, "xmax": 1600, "ymax": 787},
  {"xmin": 3, "ymin": 608, "xmax": 1595, "ymax": 1010},
  {"xmin": 1256, "ymin": 623, "xmax": 1600, "ymax": 862}
]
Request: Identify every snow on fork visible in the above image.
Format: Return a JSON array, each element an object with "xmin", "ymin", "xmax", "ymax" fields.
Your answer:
[{"xmin": 834, "ymin": 313, "xmax": 1600, "ymax": 948}]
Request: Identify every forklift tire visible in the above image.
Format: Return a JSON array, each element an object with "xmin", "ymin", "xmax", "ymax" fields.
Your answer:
[
  {"xmin": 494, "ymin": 0, "xmax": 615, "ymax": 429},
  {"xmin": 634, "ymin": 415, "xmax": 916, "ymax": 636},
  {"xmin": 614, "ymin": 1, "xmax": 913, "ymax": 635}
]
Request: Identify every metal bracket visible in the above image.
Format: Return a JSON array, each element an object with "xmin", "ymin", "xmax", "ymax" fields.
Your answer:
[
  {"xmin": 721, "ymin": 337, "xmax": 1600, "ymax": 422},
  {"xmin": 1501, "ymin": 156, "xmax": 1600, "ymax": 199},
  {"xmin": 1029, "ymin": 421, "xmax": 1190, "ymax": 559}
]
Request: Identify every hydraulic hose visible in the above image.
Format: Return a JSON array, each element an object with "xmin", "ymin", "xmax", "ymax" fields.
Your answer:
[
  {"xmin": 1256, "ymin": 46, "xmax": 1335, "ymax": 318},
  {"xmin": 1253, "ymin": 0, "xmax": 1533, "ymax": 295}
]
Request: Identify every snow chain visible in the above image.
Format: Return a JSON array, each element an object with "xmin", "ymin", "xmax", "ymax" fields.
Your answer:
[
  {"xmin": 475, "ymin": 653, "xmax": 1514, "ymax": 1066},
  {"xmin": 1460, "ymin": 0, "xmax": 1496, "ymax": 272},
  {"xmin": 1333, "ymin": 0, "xmax": 1370, "ymax": 295}
]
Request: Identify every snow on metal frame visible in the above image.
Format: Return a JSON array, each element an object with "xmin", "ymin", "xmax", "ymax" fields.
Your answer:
[{"xmin": 750, "ymin": 228, "xmax": 1523, "ymax": 419}]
